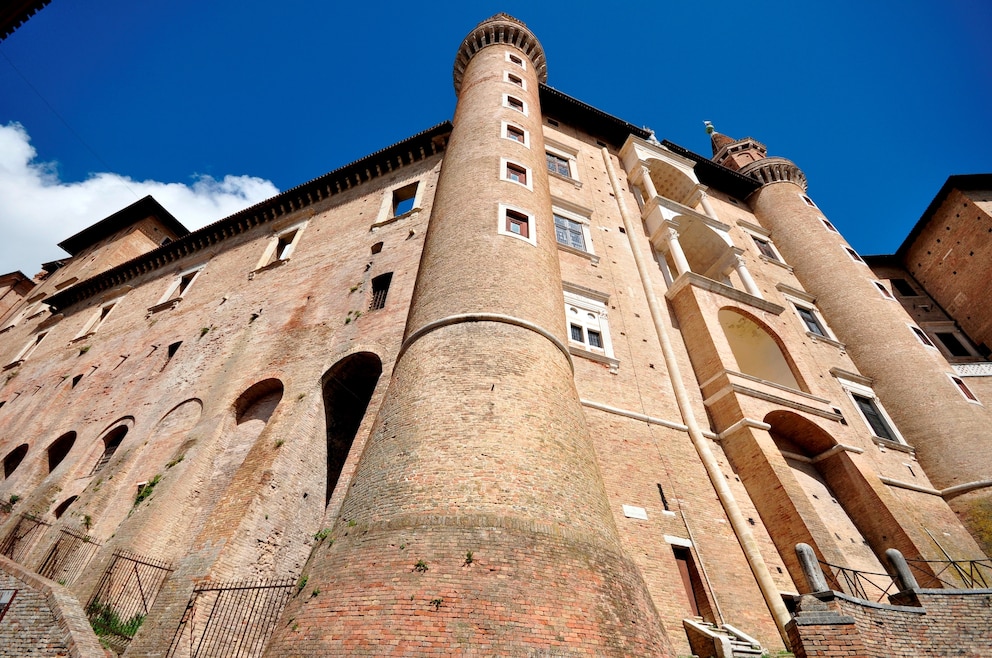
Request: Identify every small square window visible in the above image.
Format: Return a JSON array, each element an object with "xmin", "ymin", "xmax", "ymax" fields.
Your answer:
[
  {"xmin": 506, "ymin": 125, "xmax": 526, "ymax": 144},
  {"xmin": 752, "ymin": 236, "xmax": 779, "ymax": 261},
  {"xmin": 587, "ymin": 329, "xmax": 603, "ymax": 349},
  {"xmin": 392, "ymin": 183, "xmax": 418, "ymax": 217},
  {"xmin": 507, "ymin": 52, "xmax": 524, "ymax": 68},
  {"xmin": 505, "ymin": 210, "xmax": 530, "ymax": 238},
  {"xmin": 950, "ymin": 375, "xmax": 979, "ymax": 403},
  {"xmin": 546, "ymin": 152, "xmax": 571, "ymax": 178},
  {"xmin": 506, "ymin": 72, "xmax": 524, "ymax": 87},
  {"xmin": 369, "ymin": 273, "xmax": 393, "ymax": 311},
  {"xmin": 506, "ymin": 95, "xmax": 525, "ymax": 113},
  {"xmin": 506, "ymin": 162, "xmax": 527, "ymax": 185}
]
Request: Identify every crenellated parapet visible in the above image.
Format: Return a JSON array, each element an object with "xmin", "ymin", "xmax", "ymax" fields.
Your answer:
[
  {"xmin": 453, "ymin": 13, "xmax": 547, "ymax": 94},
  {"xmin": 740, "ymin": 156, "xmax": 808, "ymax": 191}
]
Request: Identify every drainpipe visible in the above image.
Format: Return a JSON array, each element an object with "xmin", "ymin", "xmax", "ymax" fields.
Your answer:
[{"xmin": 602, "ymin": 148, "xmax": 793, "ymax": 646}]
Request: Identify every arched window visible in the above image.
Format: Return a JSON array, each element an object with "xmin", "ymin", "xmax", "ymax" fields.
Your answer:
[
  {"xmin": 53, "ymin": 496, "xmax": 78, "ymax": 519},
  {"xmin": 2, "ymin": 444, "xmax": 28, "ymax": 478},
  {"xmin": 322, "ymin": 353, "xmax": 382, "ymax": 505},
  {"xmin": 47, "ymin": 432, "xmax": 77, "ymax": 472},
  {"xmin": 90, "ymin": 426, "xmax": 128, "ymax": 475},
  {"xmin": 719, "ymin": 309, "xmax": 805, "ymax": 391}
]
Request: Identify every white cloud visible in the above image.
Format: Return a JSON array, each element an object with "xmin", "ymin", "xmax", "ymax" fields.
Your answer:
[{"xmin": 0, "ymin": 122, "xmax": 279, "ymax": 276}]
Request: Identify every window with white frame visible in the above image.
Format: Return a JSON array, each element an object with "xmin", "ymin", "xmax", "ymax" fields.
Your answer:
[
  {"xmin": 844, "ymin": 246, "xmax": 865, "ymax": 263},
  {"xmin": 152, "ymin": 265, "xmax": 204, "ymax": 310},
  {"xmin": 554, "ymin": 214, "xmax": 586, "ymax": 251},
  {"xmin": 544, "ymin": 139, "xmax": 579, "ymax": 182},
  {"xmin": 255, "ymin": 221, "xmax": 308, "ymax": 271},
  {"xmin": 1, "ymin": 298, "xmax": 45, "ymax": 333},
  {"xmin": 801, "ymin": 194, "xmax": 817, "ymax": 208},
  {"xmin": 500, "ymin": 158, "xmax": 532, "ymax": 191},
  {"xmin": 751, "ymin": 235, "xmax": 781, "ymax": 262},
  {"xmin": 948, "ymin": 374, "xmax": 980, "ymax": 403},
  {"xmin": 820, "ymin": 217, "xmax": 839, "ymax": 233},
  {"xmin": 872, "ymin": 280, "xmax": 895, "ymax": 300},
  {"xmin": 909, "ymin": 324, "xmax": 937, "ymax": 349},
  {"xmin": 564, "ymin": 287, "xmax": 614, "ymax": 361},
  {"xmin": 10, "ymin": 331, "xmax": 47, "ymax": 365},
  {"xmin": 794, "ymin": 304, "xmax": 828, "ymax": 338},
  {"xmin": 506, "ymin": 51, "xmax": 526, "ymax": 69},
  {"xmin": 497, "ymin": 204, "xmax": 536, "ymax": 245},
  {"xmin": 75, "ymin": 298, "xmax": 120, "ymax": 339},
  {"xmin": 504, "ymin": 70, "xmax": 526, "ymax": 90},
  {"xmin": 502, "ymin": 121, "xmax": 529, "ymax": 147},
  {"xmin": 924, "ymin": 323, "xmax": 978, "ymax": 358},
  {"xmin": 836, "ymin": 376, "xmax": 905, "ymax": 443},
  {"xmin": 503, "ymin": 94, "xmax": 527, "ymax": 115}
]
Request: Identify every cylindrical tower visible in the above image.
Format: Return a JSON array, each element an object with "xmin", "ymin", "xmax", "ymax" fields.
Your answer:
[
  {"xmin": 740, "ymin": 146, "xmax": 992, "ymax": 555},
  {"xmin": 263, "ymin": 15, "xmax": 672, "ymax": 656}
]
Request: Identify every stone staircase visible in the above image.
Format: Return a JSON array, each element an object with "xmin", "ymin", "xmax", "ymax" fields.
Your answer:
[{"xmin": 683, "ymin": 618, "xmax": 767, "ymax": 658}]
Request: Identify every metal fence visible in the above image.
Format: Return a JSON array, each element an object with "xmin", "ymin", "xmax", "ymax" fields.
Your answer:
[
  {"xmin": 87, "ymin": 550, "xmax": 175, "ymax": 654},
  {"xmin": 819, "ymin": 560, "xmax": 898, "ymax": 603},
  {"xmin": 0, "ymin": 514, "xmax": 51, "ymax": 564},
  {"xmin": 166, "ymin": 578, "xmax": 295, "ymax": 658},
  {"xmin": 37, "ymin": 524, "xmax": 101, "ymax": 586},
  {"xmin": 906, "ymin": 557, "xmax": 992, "ymax": 590}
]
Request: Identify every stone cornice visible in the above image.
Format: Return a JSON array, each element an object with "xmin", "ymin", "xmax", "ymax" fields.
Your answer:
[
  {"xmin": 453, "ymin": 14, "xmax": 547, "ymax": 94},
  {"xmin": 45, "ymin": 122, "xmax": 452, "ymax": 313},
  {"xmin": 740, "ymin": 156, "xmax": 808, "ymax": 191}
]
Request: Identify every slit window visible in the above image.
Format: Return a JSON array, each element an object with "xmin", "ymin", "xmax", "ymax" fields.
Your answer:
[
  {"xmin": 872, "ymin": 281, "xmax": 895, "ymax": 300},
  {"xmin": 949, "ymin": 375, "xmax": 979, "ymax": 402},
  {"xmin": 505, "ymin": 72, "xmax": 524, "ymax": 88},
  {"xmin": 369, "ymin": 273, "xmax": 393, "ymax": 311},
  {"xmin": 507, "ymin": 52, "xmax": 524, "ymax": 68},
  {"xmin": 910, "ymin": 325, "xmax": 937, "ymax": 348}
]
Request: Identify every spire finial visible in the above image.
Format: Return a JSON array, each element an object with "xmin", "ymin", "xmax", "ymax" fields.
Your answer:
[{"xmin": 704, "ymin": 120, "xmax": 715, "ymax": 135}]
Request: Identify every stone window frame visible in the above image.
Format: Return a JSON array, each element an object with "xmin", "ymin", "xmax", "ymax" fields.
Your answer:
[
  {"xmin": 551, "ymin": 200, "xmax": 597, "ymax": 262},
  {"xmin": 737, "ymin": 221, "xmax": 784, "ymax": 265},
  {"xmin": 500, "ymin": 157, "xmax": 533, "ymax": 192},
  {"xmin": 148, "ymin": 264, "xmax": 206, "ymax": 313},
  {"xmin": 777, "ymin": 285, "xmax": 840, "ymax": 345},
  {"xmin": 820, "ymin": 217, "xmax": 839, "ymax": 233},
  {"xmin": 922, "ymin": 321, "xmax": 981, "ymax": 360},
  {"xmin": 372, "ymin": 180, "xmax": 423, "ymax": 229},
  {"xmin": 843, "ymin": 245, "xmax": 866, "ymax": 264},
  {"xmin": 835, "ymin": 375, "xmax": 907, "ymax": 445},
  {"xmin": 544, "ymin": 138, "xmax": 580, "ymax": 184},
  {"xmin": 497, "ymin": 203, "xmax": 536, "ymax": 246},
  {"xmin": 252, "ymin": 219, "xmax": 309, "ymax": 275},
  {"xmin": 505, "ymin": 51, "xmax": 527, "ymax": 70},
  {"xmin": 908, "ymin": 323, "xmax": 938, "ymax": 350},
  {"xmin": 1, "ymin": 296, "xmax": 46, "ymax": 334},
  {"xmin": 503, "ymin": 93, "xmax": 528, "ymax": 116},
  {"xmin": 563, "ymin": 283, "xmax": 617, "ymax": 371},
  {"xmin": 948, "ymin": 373, "xmax": 981, "ymax": 404},
  {"xmin": 73, "ymin": 294, "xmax": 125, "ymax": 342},
  {"xmin": 800, "ymin": 193, "xmax": 817, "ymax": 208},
  {"xmin": 503, "ymin": 70, "xmax": 527, "ymax": 91},
  {"xmin": 7, "ymin": 330, "xmax": 48, "ymax": 368},
  {"xmin": 501, "ymin": 121, "xmax": 530, "ymax": 148}
]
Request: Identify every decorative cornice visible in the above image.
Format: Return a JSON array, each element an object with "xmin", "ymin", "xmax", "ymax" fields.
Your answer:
[
  {"xmin": 454, "ymin": 14, "xmax": 547, "ymax": 94},
  {"xmin": 740, "ymin": 156, "xmax": 808, "ymax": 191},
  {"xmin": 45, "ymin": 122, "xmax": 452, "ymax": 313}
]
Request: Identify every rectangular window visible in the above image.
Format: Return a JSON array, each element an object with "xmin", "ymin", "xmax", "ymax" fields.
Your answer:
[
  {"xmin": 796, "ymin": 306, "xmax": 827, "ymax": 337},
  {"xmin": 546, "ymin": 152, "xmax": 571, "ymax": 178},
  {"xmin": 505, "ymin": 72, "xmax": 524, "ymax": 88},
  {"xmin": 505, "ymin": 210, "xmax": 530, "ymax": 238},
  {"xmin": 564, "ymin": 288, "xmax": 614, "ymax": 361},
  {"xmin": 752, "ymin": 236, "xmax": 779, "ymax": 261},
  {"xmin": 554, "ymin": 214, "xmax": 586, "ymax": 251},
  {"xmin": 12, "ymin": 331, "xmax": 47, "ymax": 364},
  {"xmin": 950, "ymin": 375, "xmax": 979, "ymax": 403},
  {"xmin": 821, "ymin": 217, "xmax": 839, "ymax": 233},
  {"xmin": 936, "ymin": 332, "xmax": 971, "ymax": 357},
  {"xmin": 275, "ymin": 230, "xmax": 298, "ymax": 261},
  {"xmin": 0, "ymin": 590, "xmax": 15, "ymax": 623},
  {"xmin": 506, "ymin": 124, "xmax": 526, "ymax": 144},
  {"xmin": 852, "ymin": 393, "xmax": 897, "ymax": 441},
  {"xmin": 506, "ymin": 95, "xmax": 525, "ymax": 113},
  {"xmin": 506, "ymin": 162, "xmax": 527, "ymax": 185},
  {"xmin": 872, "ymin": 281, "xmax": 895, "ymax": 300},
  {"xmin": 392, "ymin": 183, "xmax": 418, "ymax": 217},
  {"xmin": 369, "ymin": 273, "xmax": 393, "ymax": 311},
  {"xmin": 507, "ymin": 52, "xmax": 524, "ymax": 68},
  {"xmin": 801, "ymin": 194, "xmax": 816, "ymax": 207},
  {"xmin": 910, "ymin": 325, "xmax": 937, "ymax": 348},
  {"xmin": 891, "ymin": 278, "xmax": 917, "ymax": 296}
]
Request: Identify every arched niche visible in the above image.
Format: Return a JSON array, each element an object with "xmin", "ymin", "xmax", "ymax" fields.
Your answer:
[
  {"xmin": 2, "ymin": 444, "xmax": 28, "ymax": 479},
  {"xmin": 47, "ymin": 432, "xmax": 77, "ymax": 473},
  {"xmin": 678, "ymin": 217, "xmax": 734, "ymax": 280},
  {"xmin": 90, "ymin": 426, "xmax": 129, "ymax": 476},
  {"xmin": 645, "ymin": 158, "xmax": 698, "ymax": 203},
  {"xmin": 765, "ymin": 411, "xmax": 888, "ymax": 586},
  {"xmin": 719, "ymin": 309, "xmax": 805, "ymax": 391},
  {"xmin": 53, "ymin": 495, "xmax": 78, "ymax": 519},
  {"xmin": 214, "ymin": 380, "xmax": 284, "ymax": 481},
  {"xmin": 322, "ymin": 352, "xmax": 382, "ymax": 505}
]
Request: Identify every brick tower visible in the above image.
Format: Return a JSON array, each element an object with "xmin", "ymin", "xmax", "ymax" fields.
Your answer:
[
  {"xmin": 262, "ymin": 14, "xmax": 673, "ymax": 656},
  {"xmin": 717, "ymin": 129, "xmax": 992, "ymax": 555}
]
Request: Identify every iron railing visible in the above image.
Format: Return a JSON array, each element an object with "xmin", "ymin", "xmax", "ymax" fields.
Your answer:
[
  {"xmin": 906, "ymin": 557, "xmax": 992, "ymax": 590},
  {"xmin": 37, "ymin": 524, "xmax": 100, "ymax": 586},
  {"xmin": 819, "ymin": 560, "xmax": 898, "ymax": 603},
  {"xmin": 166, "ymin": 577, "xmax": 295, "ymax": 658},
  {"xmin": 87, "ymin": 550, "xmax": 175, "ymax": 654},
  {"xmin": 0, "ymin": 514, "xmax": 51, "ymax": 563}
]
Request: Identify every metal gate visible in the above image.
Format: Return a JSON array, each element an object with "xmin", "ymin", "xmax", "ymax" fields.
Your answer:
[
  {"xmin": 166, "ymin": 578, "xmax": 295, "ymax": 658},
  {"xmin": 37, "ymin": 525, "xmax": 100, "ymax": 586},
  {"xmin": 0, "ymin": 514, "xmax": 50, "ymax": 563},
  {"xmin": 87, "ymin": 550, "xmax": 174, "ymax": 654}
]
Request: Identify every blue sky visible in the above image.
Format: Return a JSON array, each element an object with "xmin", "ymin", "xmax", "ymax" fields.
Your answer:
[{"xmin": 1, "ymin": 0, "xmax": 990, "ymax": 276}]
